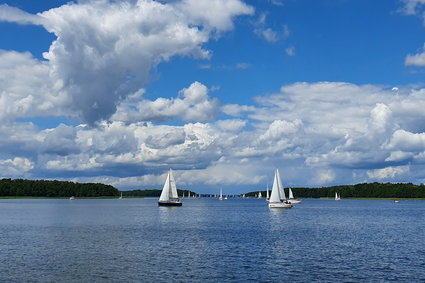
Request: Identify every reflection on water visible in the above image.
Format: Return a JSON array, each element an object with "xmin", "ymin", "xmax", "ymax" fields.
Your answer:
[{"xmin": 0, "ymin": 198, "xmax": 424, "ymax": 282}]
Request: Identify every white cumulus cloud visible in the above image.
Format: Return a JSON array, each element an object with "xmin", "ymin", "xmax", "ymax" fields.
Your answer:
[{"xmin": 0, "ymin": 0, "xmax": 253, "ymax": 125}]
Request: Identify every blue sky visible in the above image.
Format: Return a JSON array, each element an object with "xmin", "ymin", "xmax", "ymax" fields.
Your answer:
[{"xmin": 1, "ymin": 0, "xmax": 425, "ymax": 193}]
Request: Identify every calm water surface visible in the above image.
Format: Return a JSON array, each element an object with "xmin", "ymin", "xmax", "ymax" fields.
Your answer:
[{"xmin": 0, "ymin": 198, "xmax": 424, "ymax": 282}]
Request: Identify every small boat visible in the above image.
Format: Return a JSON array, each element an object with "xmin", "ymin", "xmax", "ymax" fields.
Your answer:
[
  {"xmin": 119, "ymin": 192, "xmax": 123, "ymax": 199},
  {"xmin": 219, "ymin": 188, "xmax": 223, "ymax": 200},
  {"xmin": 158, "ymin": 169, "xmax": 182, "ymax": 206},
  {"xmin": 393, "ymin": 200, "xmax": 400, "ymax": 203},
  {"xmin": 268, "ymin": 169, "xmax": 292, "ymax": 208},
  {"xmin": 288, "ymin": 188, "xmax": 301, "ymax": 204},
  {"xmin": 335, "ymin": 192, "xmax": 341, "ymax": 200},
  {"xmin": 258, "ymin": 191, "xmax": 262, "ymax": 198},
  {"xmin": 69, "ymin": 196, "xmax": 75, "ymax": 200}
]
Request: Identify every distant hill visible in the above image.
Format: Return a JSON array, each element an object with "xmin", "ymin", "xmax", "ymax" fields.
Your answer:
[
  {"xmin": 0, "ymin": 178, "xmax": 118, "ymax": 198},
  {"xmin": 247, "ymin": 182, "xmax": 425, "ymax": 199}
]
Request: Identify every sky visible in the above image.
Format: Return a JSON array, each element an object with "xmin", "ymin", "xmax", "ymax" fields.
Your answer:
[{"xmin": 1, "ymin": 0, "xmax": 425, "ymax": 194}]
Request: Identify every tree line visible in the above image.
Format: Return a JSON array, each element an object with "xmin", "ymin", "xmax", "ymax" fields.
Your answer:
[
  {"xmin": 250, "ymin": 182, "xmax": 425, "ymax": 199},
  {"xmin": 2, "ymin": 179, "xmax": 424, "ymax": 199},
  {"xmin": 0, "ymin": 178, "xmax": 119, "ymax": 197}
]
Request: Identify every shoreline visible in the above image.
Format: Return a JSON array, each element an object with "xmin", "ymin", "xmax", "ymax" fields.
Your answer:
[{"xmin": 0, "ymin": 196, "xmax": 144, "ymax": 199}]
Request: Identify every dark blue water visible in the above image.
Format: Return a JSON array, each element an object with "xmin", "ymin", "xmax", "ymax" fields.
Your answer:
[{"xmin": 0, "ymin": 198, "xmax": 424, "ymax": 282}]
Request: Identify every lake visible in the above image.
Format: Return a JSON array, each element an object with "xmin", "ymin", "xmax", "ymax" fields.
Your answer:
[{"xmin": 0, "ymin": 198, "xmax": 424, "ymax": 282}]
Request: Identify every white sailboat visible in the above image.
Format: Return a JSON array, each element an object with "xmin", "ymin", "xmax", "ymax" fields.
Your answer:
[
  {"xmin": 158, "ymin": 169, "xmax": 182, "ymax": 206},
  {"xmin": 258, "ymin": 191, "xmax": 262, "ymax": 198},
  {"xmin": 335, "ymin": 192, "xmax": 341, "ymax": 200},
  {"xmin": 219, "ymin": 188, "xmax": 223, "ymax": 200},
  {"xmin": 118, "ymin": 192, "xmax": 123, "ymax": 199},
  {"xmin": 268, "ymin": 169, "xmax": 292, "ymax": 208},
  {"xmin": 288, "ymin": 188, "xmax": 301, "ymax": 204}
]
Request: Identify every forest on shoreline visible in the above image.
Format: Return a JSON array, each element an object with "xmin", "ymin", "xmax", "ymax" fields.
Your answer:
[
  {"xmin": 249, "ymin": 182, "xmax": 425, "ymax": 199},
  {"xmin": 1, "ymin": 179, "xmax": 425, "ymax": 199},
  {"xmin": 0, "ymin": 179, "xmax": 118, "ymax": 197}
]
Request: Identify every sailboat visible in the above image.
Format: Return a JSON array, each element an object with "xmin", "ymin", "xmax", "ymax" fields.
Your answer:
[
  {"xmin": 335, "ymin": 192, "xmax": 341, "ymax": 200},
  {"xmin": 219, "ymin": 188, "xmax": 223, "ymax": 200},
  {"xmin": 258, "ymin": 191, "xmax": 262, "ymax": 198},
  {"xmin": 288, "ymin": 188, "xmax": 301, "ymax": 204},
  {"xmin": 158, "ymin": 169, "xmax": 182, "ymax": 206},
  {"xmin": 268, "ymin": 169, "xmax": 292, "ymax": 208},
  {"xmin": 118, "ymin": 192, "xmax": 123, "ymax": 199}
]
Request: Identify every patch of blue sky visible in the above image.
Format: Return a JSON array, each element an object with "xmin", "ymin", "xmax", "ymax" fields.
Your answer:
[{"xmin": 16, "ymin": 116, "xmax": 80, "ymax": 129}]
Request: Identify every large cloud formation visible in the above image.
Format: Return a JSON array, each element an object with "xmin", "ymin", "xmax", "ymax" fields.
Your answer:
[{"xmin": 0, "ymin": 0, "xmax": 253, "ymax": 124}]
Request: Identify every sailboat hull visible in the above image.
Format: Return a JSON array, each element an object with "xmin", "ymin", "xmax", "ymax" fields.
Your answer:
[
  {"xmin": 158, "ymin": 200, "xmax": 182, "ymax": 206},
  {"xmin": 268, "ymin": 202, "xmax": 292, "ymax": 208}
]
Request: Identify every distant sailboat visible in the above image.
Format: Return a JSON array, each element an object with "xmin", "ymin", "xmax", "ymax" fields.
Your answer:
[
  {"xmin": 219, "ymin": 188, "xmax": 223, "ymax": 200},
  {"xmin": 119, "ymin": 192, "xmax": 123, "ymax": 199},
  {"xmin": 268, "ymin": 169, "xmax": 292, "ymax": 208},
  {"xmin": 69, "ymin": 196, "xmax": 75, "ymax": 200},
  {"xmin": 158, "ymin": 169, "xmax": 182, "ymax": 206},
  {"xmin": 258, "ymin": 191, "xmax": 262, "ymax": 198},
  {"xmin": 288, "ymin": 188, "xmax": 301, "ymax": 204},
  {"xmin": 335, "ymin": 192, "xmax": 341, "ymax": 200}
]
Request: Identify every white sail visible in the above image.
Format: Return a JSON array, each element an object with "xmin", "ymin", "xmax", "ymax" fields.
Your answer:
[
  {"xmin": 335, "ymin": 192, "xmax": 340, "ymax": 200},
  {"xmin": 159, "ymin": 171, "xmax": 171, "ymax": 202},
  {"xmin": 288, "ymin": 188, "xmax": 294, "ymax": 199},
  {"xmin": 269, "ymin": 169, "xmax": 281, "ymax": 203},
  {"xmin": 169, "ymin": 169, "xmax": 179, "ymax": 199},
  {"xmin": 276, "ymin": 169, "xmax": 287, "ymax": 200},
  {"xmin": 219, "ymin": 188, "xmax": 223, "ymax": 200},
  {"xmin": 258, "ymin": 191, "xmax": 262, "ymax": 198}
]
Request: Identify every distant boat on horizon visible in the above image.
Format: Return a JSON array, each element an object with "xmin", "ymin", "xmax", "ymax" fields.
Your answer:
[
  {"xmin": 219, "ymin": 188, "xmax": 223, "ymax": 200},
  {"xmin": 119, "ymin": 192, "xmax": 122, "ymax": 199},
  {"xmin": 69, "ymin": 196, "xmax": 75, "ymax": 200},
  {"xmin": 268, "ymin": 169, "xmax": 292, "ymax": 208},
  {"xmin": 158, "ymin": 169, "xmax": 182, "ymax": 207},
  {"xmin": 335, "ymin": 192, "xmax": 341, "ymax": 200},
  {"xmin": 288, "ymin": 188, "xmax": 301, "ymax": 204}
]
